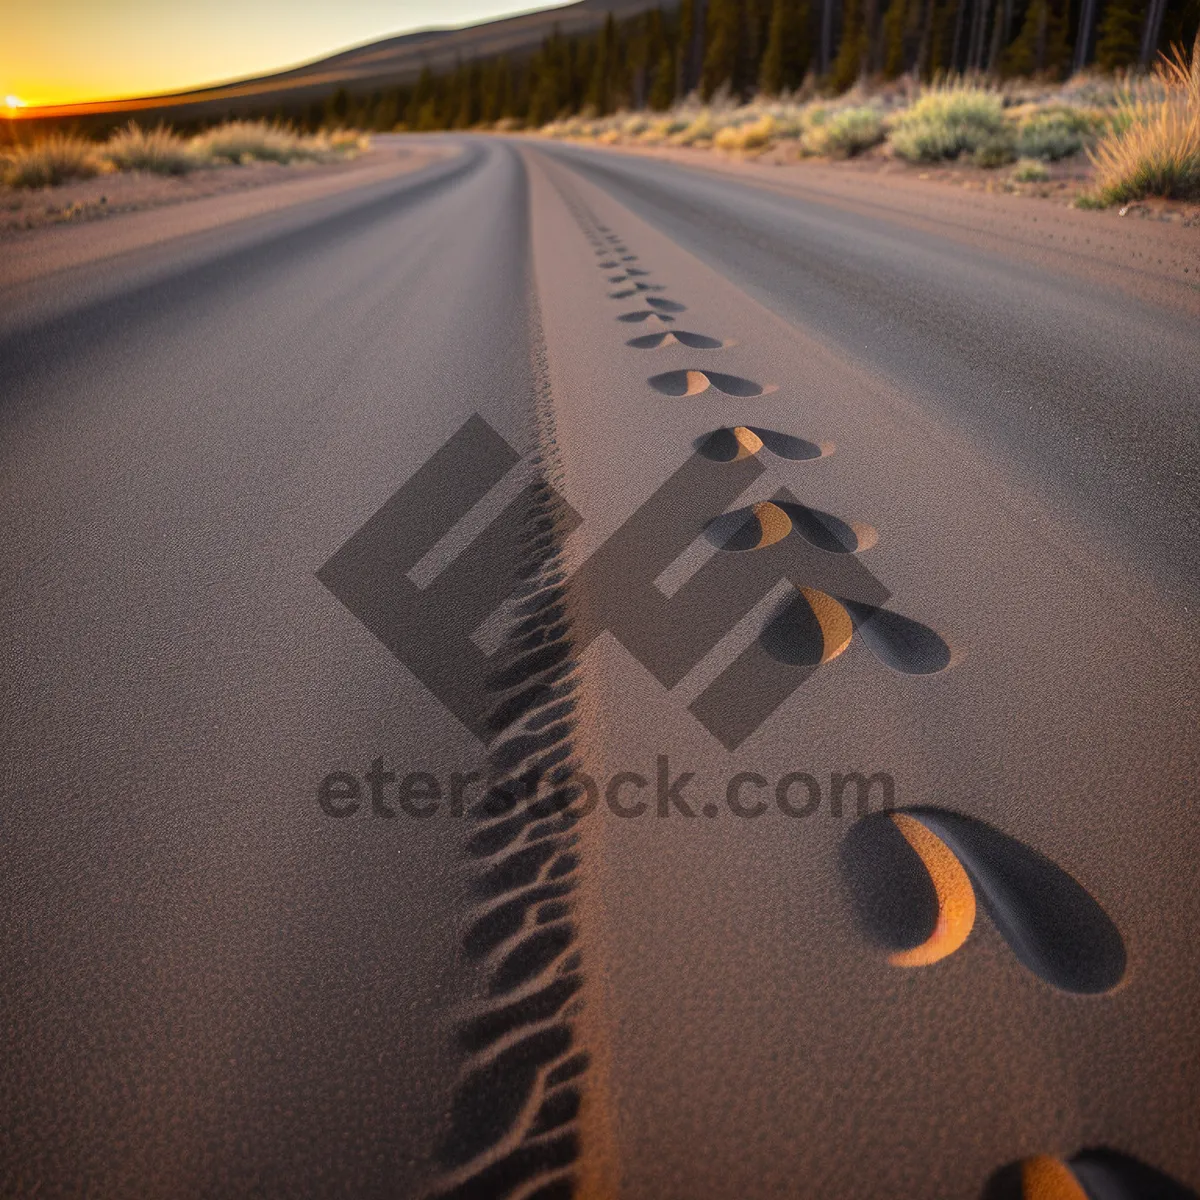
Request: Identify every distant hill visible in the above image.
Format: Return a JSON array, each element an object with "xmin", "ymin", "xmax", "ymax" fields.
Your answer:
[{"xmin": 19, "ymin": 0, "xmax": 673, "ymax": 125}]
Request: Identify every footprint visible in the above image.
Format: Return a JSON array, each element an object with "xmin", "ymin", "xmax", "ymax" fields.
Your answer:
[
  {"xmin": 646, "ymin": 298, "xmax": 686, "ymax": 312},
  {"xmin": 597, "ymin": 261, "xmax": 619, "ymax": 268},
  {"xmin": 843, "ymin": 808, "xmax": 1127, "ymax": 994},
  {"xmin": 696, "ymin": 426, "xmax": 826, "ymax": 462},
  {"xmin": 775, "ymin": 500, "xmax": 875, "ymax": 554},
  {"xmin": 705, "ymin": 502, "xmax": 792, "ymax": 552},
  {"xmin": 983, "ymin": 1149, "xmax": 1196, "ymax": 1199},
  {"xmin": 610, "ymin": 285, "xmax": 664, "ymax": 299},
  {"xmin": 840, "ymin": 811, "xmax": 975, "ymax": 968},
  {"xmin": 839, "ymin": 600, "xmax": 951, "ymax": 675},
  {"xmin": 627, "ymin": 331, "xmax": 725, "ymax": 350},
  {"xmin": 746, "ymin": 426, "xmax": 830, "ymax": 460},
  {"xmin": 648, "ymin": 369, "xmax": 767, "ymax": 397},
  {"xmin": 620, "ymin": 254, "xmax": 637, "ymax": 262},
  {"xmin": 625, "ymin": 268, "xmax": 651, "ymax": 276},
  {"xmin": 760, "ymin": 586, "xmax": 854, "ymax": 665},
  {"xmin": 696, "ymin": 426, "xmax": 764, "ymax": 460},
  {"xmin": 618, "ymin": 310, "xmax": 675, "ymax": 324}
]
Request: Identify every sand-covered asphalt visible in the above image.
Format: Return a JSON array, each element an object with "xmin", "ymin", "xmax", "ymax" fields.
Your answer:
[{"xmin": 1, "ymin": 134, "xmax": 1196, "ymax": 1199}]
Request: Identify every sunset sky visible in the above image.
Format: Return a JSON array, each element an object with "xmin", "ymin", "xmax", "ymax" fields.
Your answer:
[{"xmin": 2, "ymin": 0, "xmax": 574, "ymax": 108}]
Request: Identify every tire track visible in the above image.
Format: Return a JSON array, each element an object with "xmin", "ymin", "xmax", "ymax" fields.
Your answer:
[{"xmin": 427, "ymin": 168, "xmax": 593, "ymax": 1200}]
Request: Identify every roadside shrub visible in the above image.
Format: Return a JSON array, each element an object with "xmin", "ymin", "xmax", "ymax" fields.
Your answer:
[
  {"xmin": 889, "ymin": 83, "xmax": 1008, "ymax": 162},
  {"xmin": 1089, "ymin": 33, "xmax": 1200, "ymax": 203},
  {"xmin": 190, "ymin": 120, "xmax": 320, "ymax": 164},
  {"xmin": 1017, "ymin": 105, "xmax": 1102, "ymax": 160},
  {"xmin": 805, "ymin": 106, "xmax": 885, "ymax": 157},
  {"xmin": 672, "ymin": 110, "xmax": 716, "ymax": 146},
  {"xmin": 3, "ymin": 134, "xmax": 101, "ymax": 187},
  {"xmin": 714, "ymin": 114, "xmax": 775, "ymax": 151},
  {"xmin": 973, "ymin": 129, "xmax": 1018, "ymax": 165},
  {"xmin": 321, "ymin": 128, "xmax": 370, "ymax": 154},
  {"xmin": 1011, "ymin": 157, "xmax": 1050, "ymax": 182},
  {"xmin": 104, "ymin": 122, "xmax": 196, "ymax": 175}
]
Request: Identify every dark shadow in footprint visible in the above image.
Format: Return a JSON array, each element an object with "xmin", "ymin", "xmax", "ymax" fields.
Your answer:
[
  {"xmin": 625, "ymin": 267, "xmax": 650, "ymax": 276},
  {"xmin": 907, "ymin": 808, "xmax": 1127, "ymax": 994},
  {"xmin": 597, "ymin": 261, "xmax": 619, "ymax": 268},
  {"xmin": 775, "ymin": 500, "xmax": 865, "ymax": 554},
  {"xmin": 610, "ymin": 288, "xmax": 638, "ymax": 299},
  {"xmin": 982, "ymin": 1150, "xmax": 1197, "ymax": 1200},
  {"xmin": 646, "ymin": 297, "xmax": 685, "ymax": 312},
  {"xmin": 620, "ymin": 254, "xmax": 637, "ymax": 261},
  {"xmin": 979, "ymin": 1162, "xmax": 1026, "ymax": 1200},
  {"xmin": 746, "ymin": 426, "xmax": 827, "ymax": 460},
  {"xmin": 1071, "ymin": 1148, "xmax": 1198, "ymax": 1199},
  {"xmin": 649, "ymin": 369, "xmax": 765, "ymax": 397},
  {"xmin": 705, "ymin": 503, "xmax": 791, "ymax": 552},
  {"xmin": 840, "ymin": 812, "xmax": 939, "ymax": 954},
  {"xmin": 627, "ymin": 331, "xmax": 724, "ymax": 350},
  {"xmin": 840, "ymin": 600, "xmax": 951, "ymax": 675},
  {"xmin": 759, "ymin": 587, "xmax": 851, "ymax": 666},
  {"xmin": 618, "ymin": 310, "xmax": 675, "ymax": 324},
  {"xmin": 696, "ymin": 427, "xmax": 763, "ymax": 461}
]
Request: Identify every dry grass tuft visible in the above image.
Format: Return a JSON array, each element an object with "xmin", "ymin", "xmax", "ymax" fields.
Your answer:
[
  {"xmin": 105, "ymin": 122, "xmax": 196, "ymax": 175},
  {"xmin": 1089, "ymin": 32, "xmax": 1200, "ymax": 203},
  {"xmin": 714, "ymin": 114, "xmax": 776, "ymax": 152},
  {"xmin": 3, "ymin": 134, "xmax": 102, "ymax": 188},
  {"xmin": 189, "ymin": 120, "xmax": 323, "ymax": 164},
  {"xmin": 1, "ymin": 119, "xmax": 371, "ymax": 191}
]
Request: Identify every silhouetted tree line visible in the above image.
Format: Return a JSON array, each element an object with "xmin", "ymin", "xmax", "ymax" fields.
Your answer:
[{"xmin": 279, "ymin": 0, "xmax": 1200, "ymax": 131}]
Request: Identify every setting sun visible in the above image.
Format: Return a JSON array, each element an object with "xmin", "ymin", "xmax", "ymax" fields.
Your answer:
[{"xmin": 4, "ymin": 94, "xmax": 25, "ymax": 109}]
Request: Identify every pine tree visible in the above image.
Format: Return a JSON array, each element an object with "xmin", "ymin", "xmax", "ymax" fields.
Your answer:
[
  {"xmin": 407, "ymin": 68, "xmax": 435, "ymax": 128},
  {"xmin": 702, "ymin": 0, "xmax": 742, "ymax": 96},
  {"xmin": 651, "ymin": 47, "xmax": 678, "ymax": 107},
  {"xmin": 587, "ymin": 14, "xmax": 620, "ymax": 112},
  {"xmin": 738, "ymin": 0, "xmax": 772, "ymax": 92},
  {"xmin": 882, "ymin": 0, "xmax": 916, "ymax": 75},
  {"xmin": 831, "ymin": 0, "xmax": 867, "ymax": 87},
  {"xmin": 325, "ymin": 87, "xmax": 350, "ymax": 127},
  {"xmin": 760, "ymin": 0, "xmax": 814, "ymax": 92},
  {"xmin": 1158, "ymin": 0, "xmax": 1200, "ymax": 62},
  {"xmin": 1002, "ymin": 0, "xmax": 1069, "ymax": 75},
  {"xmin": 1095, "ymin": 0, "xmax": 1144, "ymax": 68}
]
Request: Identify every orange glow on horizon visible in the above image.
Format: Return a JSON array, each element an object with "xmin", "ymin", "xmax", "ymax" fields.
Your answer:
[{"xmin": 2, "ymin": 0, "xmax": 578, "ymax": 112}]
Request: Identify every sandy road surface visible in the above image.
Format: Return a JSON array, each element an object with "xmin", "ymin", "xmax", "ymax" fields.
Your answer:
[{"xmin": 1, "ymin": 134, "xmax": 1196, "ymax": 1199}]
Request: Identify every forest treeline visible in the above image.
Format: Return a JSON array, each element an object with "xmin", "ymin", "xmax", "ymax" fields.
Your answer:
[{"xmin": 297, "ymin": 0, "xmax": 1199, "ymax": 131}]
